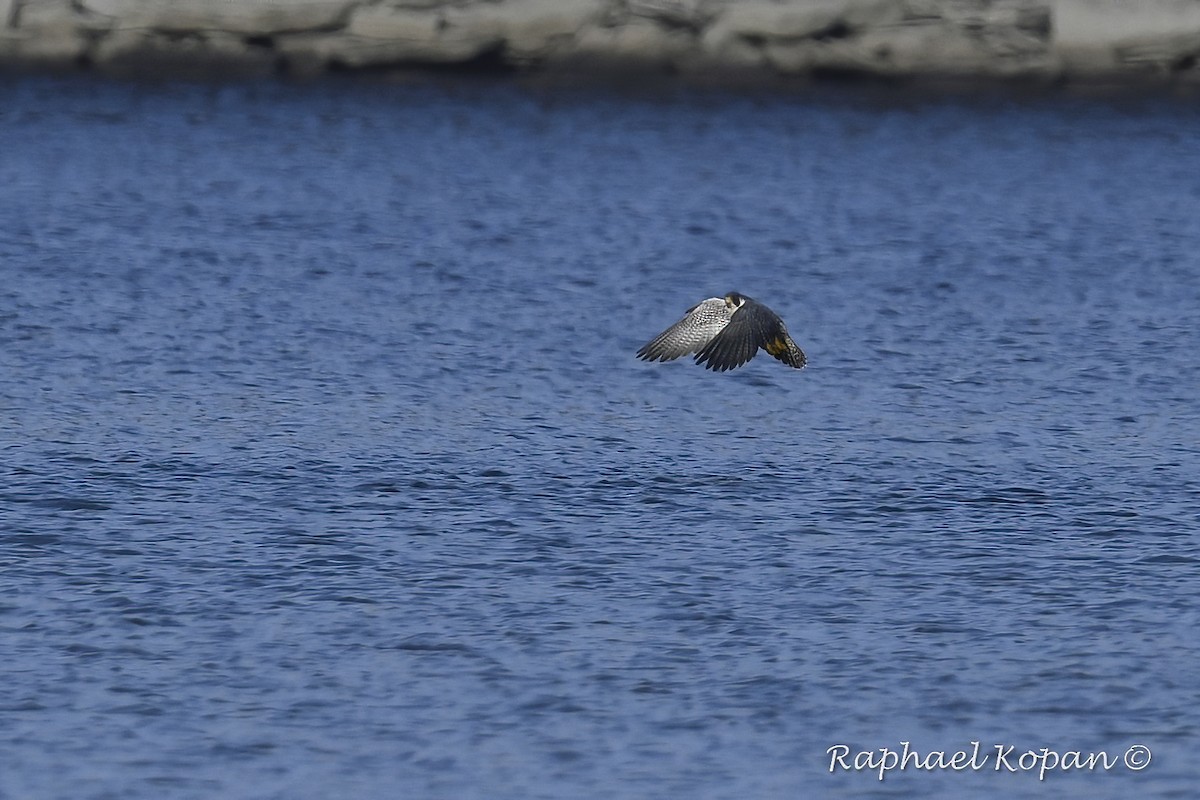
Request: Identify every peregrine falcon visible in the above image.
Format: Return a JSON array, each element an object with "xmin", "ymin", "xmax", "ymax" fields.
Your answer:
[{"xmin": 636, "ymin": 292, "xmax": 807, "ymax": 372}]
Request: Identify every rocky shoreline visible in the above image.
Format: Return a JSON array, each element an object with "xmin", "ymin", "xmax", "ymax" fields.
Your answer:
[{"xmin": 2, "ymin": 0, "xmax": 1199, "ymax": 89}]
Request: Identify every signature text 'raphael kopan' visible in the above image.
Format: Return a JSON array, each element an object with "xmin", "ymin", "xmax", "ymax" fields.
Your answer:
[{"xmin": 827, "ymin": 741, "xmax": 1152, "ymax": 781}]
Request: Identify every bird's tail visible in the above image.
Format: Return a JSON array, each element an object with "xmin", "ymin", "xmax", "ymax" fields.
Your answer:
[{"xmin": 765, "ymin": 336, "xmax": 807, "ymax": 369}]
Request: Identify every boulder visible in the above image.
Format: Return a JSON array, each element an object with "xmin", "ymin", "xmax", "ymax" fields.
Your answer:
[
  {"xmin": 445, "ymin": 0, "xmax": 599, "ymax": 62},
  {"xmin": 1053, "ymin": 0, "xmax": 1200, "ymax": 74},
  {"xmin": 92, "ymin": 28, "xmax": 278, "ymax": 77},
  {"xmin": 0, "ymin": 0, "xmax": 1198, "ymax": 87},
  {"xmin": 321, "ymin": 5, "xmax": 495, "ymax": 65},
  {"xmin": 80, "ymin": 0, "xmax": 350, "ymax": 34},
  {"xmin": 570, "ymin": 17, "xmax": 696, "ymax": 69},
  {"xmin": 0, "ymin": 0, "xmax": 87, "ymax": 66}
]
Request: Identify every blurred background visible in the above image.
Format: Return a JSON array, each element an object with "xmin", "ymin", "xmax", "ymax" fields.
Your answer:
[
  {"xmin": 2, "ymin": 2, "xmax": 1199, "ymax": 799},
  {"xmin": 1, "ymin": 0, "xmax": 1198, "ymax": 89}
]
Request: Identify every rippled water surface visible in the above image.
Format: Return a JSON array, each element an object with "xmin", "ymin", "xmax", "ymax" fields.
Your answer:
[{"xmin": 2, "ymin": 77, "xmax": 1199, "ymax": 799}]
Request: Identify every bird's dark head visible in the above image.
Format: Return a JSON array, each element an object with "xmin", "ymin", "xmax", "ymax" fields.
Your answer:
[{"xmin": 724, "ymin": 292, "xmax": 748, "ymax": 309}]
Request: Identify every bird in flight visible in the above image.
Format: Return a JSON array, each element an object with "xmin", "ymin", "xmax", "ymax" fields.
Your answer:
[{"xmin": 636, "ymin": 292, "xmax": 807, "ymax": 372}]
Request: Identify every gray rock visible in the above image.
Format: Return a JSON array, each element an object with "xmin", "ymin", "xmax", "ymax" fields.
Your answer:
[
  {"xmin": 570, "ymin": 16, "xmax": 696, "ymax": 69},
  {"xmin": 445, "ymin": 0, "xmax": 599, "ymax": 62},
  {"xmin": 80, "ymin": 0, "xmax": 350, "ymax": 34},
  {"xmin": 93, "ymin": 28, "xmax": 278, "ymax": 77},
  {"xmin": 707, "ymin": 0, "xmax": 899, "ymax": 42},
  {"xmin": 1053, "ymin": 0, "xmax": 1200, "ymax": 75},
  {"xmin": 317, "ymin": 5, "xmax": 497, "ymax": 66},
  {"xmin": 1, "ymin": 0, "xmax": 1198, "ymax": 88},
  {"xmin": 0, "ymin": 0, "xmax": 88, "ymax": 65}
]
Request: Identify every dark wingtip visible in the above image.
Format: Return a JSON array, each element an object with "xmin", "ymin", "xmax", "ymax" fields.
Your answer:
[{"xmin": 696, "ymin": 354, "xmax": 738, "ymax": 372}]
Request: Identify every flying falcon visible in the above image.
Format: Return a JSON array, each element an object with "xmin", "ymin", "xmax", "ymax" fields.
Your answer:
[{"xmin": 636, "ymin": 292, "xmax": 807, "ymax": 372}]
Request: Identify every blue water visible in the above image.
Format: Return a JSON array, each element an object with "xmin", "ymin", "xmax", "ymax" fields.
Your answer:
[{"xmin": 2, "ymin": 77, "xmax": 1199, "ymax": 799}]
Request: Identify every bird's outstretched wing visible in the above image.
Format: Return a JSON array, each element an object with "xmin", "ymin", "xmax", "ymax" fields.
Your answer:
[
  {"xmin": 696, "ymin": 299, "xmax": 806, "ymax": 371},
  {"xmin": 636, "ymin": 298, "xmax": 733, "ymax": 362},
  {"xmin": 694, "ymin": 302, "xmax": 762, "ymax": 371}
]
